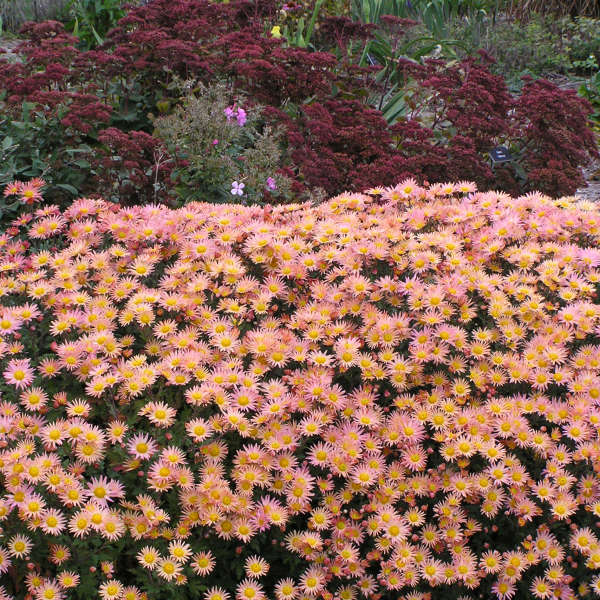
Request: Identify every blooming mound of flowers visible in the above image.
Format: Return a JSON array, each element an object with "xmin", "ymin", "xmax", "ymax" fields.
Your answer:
[{"xmin": 2, "ymin": 180, "xmax": 600, "ymax": 600}]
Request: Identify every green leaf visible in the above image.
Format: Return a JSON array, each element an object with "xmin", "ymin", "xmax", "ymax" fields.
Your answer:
[
  {"xmin": 305, "ymin": 0, "xmax": 325, "ymax": 47},
  {"xmin": 55, "ymin": 183, "xmax": 80, "ymax": 195},
  {"xmin": 382, "ymin": 90, "xmax": 408, "ymax": 124},
  {"xmin": 295, "ymin": 17, "xmax": 306, "ymax": 47},
  {"xmin": 73, "ymin": 159, "xmax": 91, "ymax": 169},
  {"xmin": 91, "ymin": 23, "xmax": 104, "ymax": 46},
  {"xmin": 513, "ymin": 162, "xmax": 527, "ymax": 181}
]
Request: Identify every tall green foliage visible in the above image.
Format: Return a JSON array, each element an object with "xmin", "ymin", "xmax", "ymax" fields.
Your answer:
[
  {"xmin": 580, "ymin": 70, "xmax": 600, "ymax": 132},
  {"xmin": 352, "ymin": 0, "xmax": 492, "ymax": 35},
  {"xmin": 65, "ymin": 0, "xmax": 126, "ymax": 48}
]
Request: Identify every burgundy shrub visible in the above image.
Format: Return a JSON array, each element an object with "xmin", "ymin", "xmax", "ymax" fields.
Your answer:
[
  {"xmin": 281, "ymin": 99, "xmax": 399, "ymax": 195},
  {"xmin": 208, "ymin": 29, "xmax": 338, "ymax": 106},
  {"xmin": 418, "ymin": 56, "xmax": 513, "ymax": 153},
  {"xmin": 314, "ymin": 16, "xmax": 376, "ymax": 51},
  {"xmin": 514, "ymin": 76, "xmax": 599, "ymax": 197},
  {"xmin": 94, "ymin": 128, "xmax": 175, "ymax": 205}
]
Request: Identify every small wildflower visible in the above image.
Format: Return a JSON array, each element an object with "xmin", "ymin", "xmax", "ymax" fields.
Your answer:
[{"xmin": 231, "ymin": 181, "xmax": 245, "ymax": 196}]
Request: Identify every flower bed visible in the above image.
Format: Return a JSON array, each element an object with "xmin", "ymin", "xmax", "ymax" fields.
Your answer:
[
  {"xmin": 0, "ymin": 0, "xmax": 597, "ymax": 209},
  {"xmin": 1, "ymin": 180, "xmax": 600, "ymax": 599}
]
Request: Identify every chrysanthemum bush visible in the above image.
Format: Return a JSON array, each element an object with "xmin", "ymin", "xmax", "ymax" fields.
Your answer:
[{"xmin": 3, "ymin": 179, "xmax": 600, "ymax": 600}]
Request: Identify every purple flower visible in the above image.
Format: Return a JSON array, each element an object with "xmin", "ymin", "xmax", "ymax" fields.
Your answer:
[
  {"xmin": 212, "ymin": 139, "xmax": 219, "ymax": 145},
  {"xmin": 224, "ymin": 105, "xmax": 247, "ymax": 126},
  {"xmin": 266, "ymin": 177, "xmax": 277, "ymax": 190},
  {"xmin": 236, "ymin": 108, "xmax": 247, "ymax": 127},
  {"xmin": 231, "ymin": 181, "xmax": 245, "ymax": 196}
]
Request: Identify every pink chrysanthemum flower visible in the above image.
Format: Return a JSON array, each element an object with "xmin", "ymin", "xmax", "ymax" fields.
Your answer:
[
  {"xmin": 236, "ymin": 579, "xmax": 266, "ymax": 600},
  {"xmin": 7, "ymin": 534, "xmax": 32, "ymax": 558},
  {"xmin": 127, "ymin": 433, "xmax": 157, "ymax": 460},
  {"xmin": 57, "ymin": 571, "xmax": 79, "ymax": 589},
  {"xmin": 0, "ymin": 549, "xmax": 11, "ymax": 575},
  {"xmin": 204, "ymin": 587, "xmax": 230, "ymax": 600},
  {"xmin": 3, "ymin": 181, "xmax": 21, "ymax": 196},
  {"xmin": 99, "ymin": 580, "xmax": 123, "ymax": 600},
  {"xmin": 191, "ymin": 551, "xmax": 215, "ymax": 575},
  {"xmin": 4, "ymin": 358, "xmax": 34, "ymax": 389},
  {"xmin": 244, "ymin": 555, "xmax": 269, "ymax": 579},
  {"xmin": 36, "ymin": 581, "xmax": 65, "ymax": 600},
  {"xmin": 18, "ymin": 180, "xmax": 44, "ymax": 204}
]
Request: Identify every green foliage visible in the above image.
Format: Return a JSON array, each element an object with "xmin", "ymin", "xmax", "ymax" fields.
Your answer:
[
  {"xmin": 152, "ymin": 81, "xmax": 293, "ymax": 206},
  {"xmin": 362, "ymin": 26, "xmax": 468, "ymax": 124},
  {"xmin": 411, "ymin": 0, "xmax": 489, "ymax": 38},
  {"xmin": 579, "ymin": 70, "xmax": 600, "ymax": 131},
  {"xmin": 279, "ymin": 0, "xmax": 325, "ymax": 48},
  {"xmin": 562, "ymin": 16, "xmax": 600, "ymax": 74},
  {"xmin": 273, "ymin": 0, "xmax": 351, "ymax": 49},
  {"xmin": 0, "ymin": 99, "xmax": 93, "ymax": 216},
  {"xmin": 65, "ymin": 0, "xmax": 127, "ymax": 48},
  {"xmin": 351, "ymin": 0, "xmax": 406, "ymax": 24},
  {"xmin": 352, "ymin": 2, "xmax": 595, "ymax": 88},
  {"xmin": 506, "ymin": 0, "xmax": 600, "ymax": 19},
  {"xmin": 448, "ymin": 13, "xmax": 571, "ymax": 90},
  {"xmin": 352, "ymin": 0, "xmax": 493, "ymax": 35},
  {"xmin": 350, "ymin": 0, "xmax": 490, "ymax": 113},
  {"xmin": 573, "ymin": 53, "xmax": 599, "ymax": 73}
]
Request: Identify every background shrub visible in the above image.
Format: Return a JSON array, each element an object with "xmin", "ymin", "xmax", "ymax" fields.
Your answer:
[
  {"xmin": 63, "ymin": 0, "xmax": 128, "ymax": 49},
  {"xmin": 506, "ymin": 0, "xmax": 600, "ymax": 19},
  {"xmin": 580, "ymin": 71, "xmax": 600, "ymax": 134},
  {"xmin": 563, "ymin": 16, "xmax": 600, "ymax": 74},
  {"xmin": 0, "ymin": 0, "xmax": 597, "ymax": 209},
  {"xmin": 151, "ymin": 81, "xmax": 293, "ymax": 206},
  {"xmin": 447, "ymin": 13, "xmax": 571, "ymax": 90}
]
